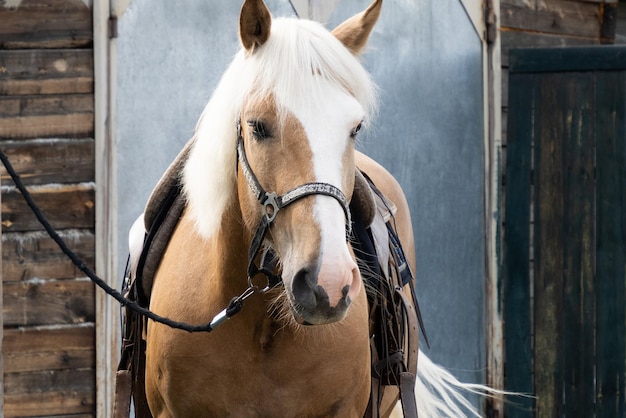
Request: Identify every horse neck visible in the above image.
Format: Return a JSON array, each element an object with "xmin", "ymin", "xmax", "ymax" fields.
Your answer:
[{"xmin": 206, "ymin": 197, "xmax": 254, "ymax": 299}]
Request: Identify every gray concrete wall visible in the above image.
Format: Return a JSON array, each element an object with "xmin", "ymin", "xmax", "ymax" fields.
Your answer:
[{"xmin": 116, "ymin": 0, "xmax": 486, "ymax": 402}]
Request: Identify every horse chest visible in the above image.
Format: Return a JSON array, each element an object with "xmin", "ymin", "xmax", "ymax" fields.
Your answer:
[{"xmin": 147, "ymin": 302, "xmax": 370, "ymax": 417}]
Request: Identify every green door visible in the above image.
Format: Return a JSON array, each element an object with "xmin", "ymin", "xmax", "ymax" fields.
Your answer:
[{"xmin": 504, "ymin": 46, "xmax": 626, "ymax": 417}]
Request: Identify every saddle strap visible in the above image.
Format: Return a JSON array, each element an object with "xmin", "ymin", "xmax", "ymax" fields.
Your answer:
[
  {"xmin": 132, "ymin": 315, "xmax": 153, "ymax": 418},
  {"xmin": 366, "ymin": 337, "xmax": 382, "ymax": 418},
  {"xmin": 395, "ymin": 288, "xmax": 419, "ymax": 378},
  {"xmin": 399, "ymin": 372, "xmax": 418, "ymax": 418},
  {"xmin": 395, "ymin": 287, "xmax": 420, "ymax": 418},
  {"xmin": 114, "ymin": 370, "xmax": 132, "ymax": 418},
  {"xmin": 115, "ymin": 260, "xmax": 154, "ymax": 418}
]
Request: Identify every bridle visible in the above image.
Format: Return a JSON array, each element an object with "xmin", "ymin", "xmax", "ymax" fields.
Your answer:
[{"xmin": 236, "ymin": 119, "xmax": 353, "ymax": 289}]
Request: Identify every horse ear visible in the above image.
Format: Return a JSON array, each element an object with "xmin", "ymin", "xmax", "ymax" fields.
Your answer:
[
  {"xmin": 240, "ymin": 0, "xmax": 272, "ymax": 53},
  {"xmin": 331, "ymin": 0, "xmax": 382, "ymax": 55}
]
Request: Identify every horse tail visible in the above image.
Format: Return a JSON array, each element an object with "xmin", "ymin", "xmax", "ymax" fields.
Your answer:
[{"xmin": 413, "ymin": 349, "xmax": 512, "ymax": 418}]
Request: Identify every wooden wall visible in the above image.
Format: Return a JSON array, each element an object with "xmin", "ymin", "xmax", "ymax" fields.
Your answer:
[
  {"xmin": 0, "ymin": 1, "xmax": 96, "ymax": 416},
  {"xmin": 500, "ymin": 1, "xmax": 618, "ymax": 417},
  {"xmin": 504, "ymin": 45, "xmax": 626, "ymax": 418},
  {"xmin": 500, "ymin": 0, "xmax": 618, "ymax": 169},
  {"xmin": 499, "ymin": 0, "xmax": 618, "ymax": 333}
]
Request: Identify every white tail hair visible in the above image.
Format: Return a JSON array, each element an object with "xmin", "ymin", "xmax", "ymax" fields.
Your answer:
[{"xmin": 391, "ymin": 349, "xmax": 516, "ymax": 418}]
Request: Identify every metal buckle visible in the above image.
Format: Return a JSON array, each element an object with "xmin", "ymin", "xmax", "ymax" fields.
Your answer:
[{"xmin": 263, "ymin": 192, "xmax": 279, "ymax": 223}]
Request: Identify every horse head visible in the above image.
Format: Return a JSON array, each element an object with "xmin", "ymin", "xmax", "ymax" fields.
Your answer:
[{"xmin": 184, "ymin": 0, "xmax": 381, "ymax": 326}]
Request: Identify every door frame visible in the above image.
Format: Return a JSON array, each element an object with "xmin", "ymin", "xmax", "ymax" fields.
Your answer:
[
  {"xmin": 462, "ymin": 0, "xmax": 505, "ymax": 410},
  {"xmin": 94, "ymin": 1, "xmax": 119, "ymax": 416}
]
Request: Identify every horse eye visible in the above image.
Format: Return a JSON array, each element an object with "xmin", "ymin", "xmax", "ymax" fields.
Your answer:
[
  {"xmin": 350, "ymin": 122, "xmax": 363, "ymax": 139},
  {"xmin": 247, "ymin": 120, "xmax": 271, "ymax": 141}
]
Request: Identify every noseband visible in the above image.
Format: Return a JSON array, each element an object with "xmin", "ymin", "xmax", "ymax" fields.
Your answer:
[{"xmin": 236, "ymin": 119, "xmax": 353, "ymax": 287}]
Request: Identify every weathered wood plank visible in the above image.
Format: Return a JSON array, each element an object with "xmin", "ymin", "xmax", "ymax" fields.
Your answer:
[
  {"xmin": 595, "ymin": 70, "xmax": 626, "ymax": 418},
  {"xmin": 0, "ymin": 93, "xmax": 94, "ymax": 138},
  {"xmin": 4, "ymin": 368, "xmax": 94, "ymax": 393},
  {"xmin": 0, "ymin": 0, "xmax": 92, "ymax": 49},
  {"xmin": 0, "ymin": 94, "xmax": 94, "ymax": 138},
  {"xmin": 0, "ymin": 95, "xmax": 93, "ymax": 117},
  {"xmin": 0, "ymin": 138, "xmax": 95, "ymax": 186},
  {"xmin": 20, "ymin": 415, "xmax": 93, "ymax": 418},
  {"xmin": 3, "ymin": 278, "xmax": 95, "ymax": 327},
  {"xmin": 0, "ymin": 113, "xmax": 94, "ymax": 139},
  {"xmin": 533, "ymin": 73, "xmax": 565, "ymax": 418},
  {"xmin": 3, "ymin": 324, "xmax": 95, "ymax": 373},
  {"xmin": 561, "ymin": 73, "xmax": 595, "ymax": 416},
  {"xmin": 1, "ymin": 183, "xmax": 95, "ymax": 232},
  {"xmin": 2, "ymin": 229, "xmax": 94, "ymax": 282},
  {"xmin": 4, "ymin": 368, "xmax": 95, "ymax": 417},
  {"xmin": 501, "ymin": 0, "xmax": 617, "ymax": 4},
  {"xmin": 501, "ymin": 0, "xmax": 603, "ymax": 39},
  {"xmin": 501, "ymin": 30, "xmax": 601, "ymax": 66},
  {"xmin": 21, "ymin": 415, "xmax": 93, "ymax": 418},
  {"xmin": 0, "ymin": 49, "xmax": 93, "ymax": 95},
  {"xmin": 503, "ymin": 71, "xmax": 534, "ymax": 418},
  {"xmin": 508, "ymin": 45, "xmax": 626, "ymax": 73}
]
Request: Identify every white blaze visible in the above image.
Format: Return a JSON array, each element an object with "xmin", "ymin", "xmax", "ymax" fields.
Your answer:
[{"xmin": 283, "ymin": 80, "xmax": 364, "ymax": 305}]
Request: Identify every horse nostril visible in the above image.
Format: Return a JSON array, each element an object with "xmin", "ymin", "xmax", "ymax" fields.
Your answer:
[
  {"xmin": 291, "ymin": 267, "xmax": 353, "ymax": 324},
  {"xmin": 292, "ymin": 267, "xmax": 321, "ymax": 312},
  {"xmin": 342, "ymin": 284, "xmax": 350, "ymax": 303}
]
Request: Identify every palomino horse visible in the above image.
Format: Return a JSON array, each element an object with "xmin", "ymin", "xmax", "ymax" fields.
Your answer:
[{"xmin": 138, "ymin": 0, "xmax": 492, "ymax": 416}]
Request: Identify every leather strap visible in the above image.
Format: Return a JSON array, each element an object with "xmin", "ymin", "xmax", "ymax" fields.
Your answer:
[
  {"xmin": 366, "ymin": 337, "xmax": 382, "ymax": 418},
  {"xmin": 236, "ymin": 134, "xmax": 352, "ymax": 236},
  {"xmin": 399, "ymin": 371, "xmax": 419, "ymax": 418},
  {"xmin": 237, "ymin": 126, "xmax": 353, "ymax": 287},
  {"xmin": 393, "ymin": 282, "xmax": 420, "ymax": 418},
  {"xmin": 396, "ymin": 288, "xmax": 419, "ymax": 378},
  {"xmin": 114, "ymin": 370, "xmax": 132, "ymax": 418}
]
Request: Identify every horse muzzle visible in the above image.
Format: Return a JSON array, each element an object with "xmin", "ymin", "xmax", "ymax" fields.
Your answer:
[{"xmin": 288, "ymin": 260, "xmax": 361, "ymax": 325}]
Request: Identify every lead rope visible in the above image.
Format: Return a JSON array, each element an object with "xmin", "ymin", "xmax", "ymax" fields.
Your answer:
[{"xmin": 0, "ymin": 148, "xmax": 255, "ymax": 333}]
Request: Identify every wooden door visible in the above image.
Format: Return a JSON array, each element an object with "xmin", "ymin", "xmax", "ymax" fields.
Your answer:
[{"xmin": 504, "ymin": 46, "xmax": 626, "ymax": 417}]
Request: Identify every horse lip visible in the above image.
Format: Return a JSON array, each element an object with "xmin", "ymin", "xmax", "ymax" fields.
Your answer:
[{"xmin": 289, "ymin": 296, "xmax": 351, "ymax": 326}]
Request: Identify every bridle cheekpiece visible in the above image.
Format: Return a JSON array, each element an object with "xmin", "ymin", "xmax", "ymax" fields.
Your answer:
[{"xmin": 236, "ymin": 119, "xmax": 353, "ymax": 288}]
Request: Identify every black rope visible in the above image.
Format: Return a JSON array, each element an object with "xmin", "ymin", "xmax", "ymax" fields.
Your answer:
[{"xmin": 0, "ymin": 148, "xmax": 241, "ymax": 333}]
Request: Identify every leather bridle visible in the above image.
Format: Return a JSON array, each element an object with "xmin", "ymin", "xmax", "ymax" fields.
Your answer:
[{"xmin": 236, "ymin": 119, "xmax": 353, "ymax": 288}]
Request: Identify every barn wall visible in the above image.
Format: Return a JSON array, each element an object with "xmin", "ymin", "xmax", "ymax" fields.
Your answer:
[
  {"xmin": 499, "ymin": 0, "xmax": 617, "ymax": 232},
  {"xmin": 500, "ymin": 1, "xmax": 618, "ymax": 417},
  {"xmin": 0, "ymin": 1, "xmax": 96, "ymax": 417},
  {"xmin": 500, "ymin": 0, "xmax": 617, "ymax": 187}
]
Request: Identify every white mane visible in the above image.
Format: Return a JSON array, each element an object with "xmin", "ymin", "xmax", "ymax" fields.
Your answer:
[{"xmin": 183, "ymin": 17, "xmax": 378, "ymax": 239}]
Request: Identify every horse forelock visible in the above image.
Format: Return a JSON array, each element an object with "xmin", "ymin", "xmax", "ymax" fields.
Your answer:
[
  {"xmin": 244, "ymin": 18, "xmax": 378, "ymax": 120},
  {"xmin": 184, "ymin": 16, "xmax": 378, "ymax": 239}
]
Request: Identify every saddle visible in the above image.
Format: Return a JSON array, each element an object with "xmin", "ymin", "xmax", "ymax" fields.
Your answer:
[{"xmin": 114, "ymin": 139, "xmax": 424, "ymax": 418}]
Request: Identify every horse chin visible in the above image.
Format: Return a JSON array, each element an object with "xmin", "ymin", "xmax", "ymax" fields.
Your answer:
[{"xmin": 288, "ymin": 295, "xmax": 351, "ymax": 326}]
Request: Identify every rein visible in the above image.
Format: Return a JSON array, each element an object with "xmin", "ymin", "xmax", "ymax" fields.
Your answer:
[{"xmin": 236, "ymin": 118, "xmax": 353, "ymax": 286}]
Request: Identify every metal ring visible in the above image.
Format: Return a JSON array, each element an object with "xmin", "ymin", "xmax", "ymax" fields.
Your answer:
[{"xmin": 247, "ymin": 272, "xmax": 271, "ymax": 293}]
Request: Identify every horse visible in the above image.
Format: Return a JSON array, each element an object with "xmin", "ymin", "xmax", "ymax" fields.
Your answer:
[{"xmin": 134, "ymin": 0, "xmax": 496, "ymax": 416}]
